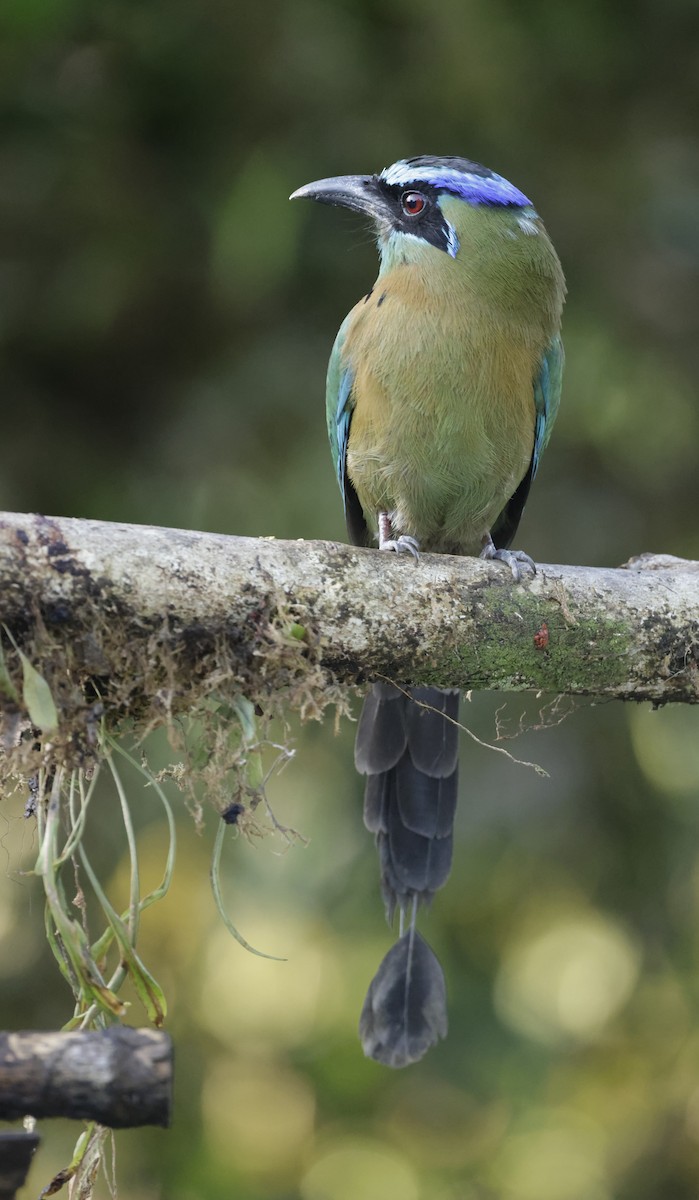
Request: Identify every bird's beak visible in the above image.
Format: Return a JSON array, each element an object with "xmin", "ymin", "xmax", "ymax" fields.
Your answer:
[{"xmin": 290, "ymin": 174, "xmax": 388, "ymax": 221}]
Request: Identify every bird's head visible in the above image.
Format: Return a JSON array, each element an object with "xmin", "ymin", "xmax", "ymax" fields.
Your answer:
[{"xmin": 290, "ymin": 155, "xmax": 538, "ymax": 270}]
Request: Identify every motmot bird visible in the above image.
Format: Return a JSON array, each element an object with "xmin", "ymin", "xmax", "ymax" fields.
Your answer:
[{"xmin": 291, "ymin": 155, "xmax": 565, "ymax": 1067}]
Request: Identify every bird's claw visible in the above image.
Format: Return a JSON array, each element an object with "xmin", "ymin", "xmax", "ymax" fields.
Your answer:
[
  {"xmin": 377, "ymin": 513, "xmax": 420, "ymax": 559},
  {"xmin": 380, "ymin": 534, "xmax": 420, "ymax": 560},
  {"xmin": 480, "ymin": 539, "xmax": 536, "ymax": 582}
]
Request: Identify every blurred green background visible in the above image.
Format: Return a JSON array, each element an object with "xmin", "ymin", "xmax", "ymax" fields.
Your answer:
[{"xmin": 2, "ymin": 0, "xmax": 699, "ymax": 1197}]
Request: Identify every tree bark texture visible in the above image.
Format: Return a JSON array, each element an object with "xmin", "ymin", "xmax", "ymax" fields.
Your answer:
[
  {"xmin": 0, "ymin": 511, "xmax": 697, "ymax": 711},
  {"xmin": 0, "ymin": 1029, "xmax": 172, "ymax": 1128}
]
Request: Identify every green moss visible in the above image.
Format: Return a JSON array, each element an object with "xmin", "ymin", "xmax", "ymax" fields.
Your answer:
[{"xmin": 420, "ymin": 593, "xmax": 631, "ymax": 697}]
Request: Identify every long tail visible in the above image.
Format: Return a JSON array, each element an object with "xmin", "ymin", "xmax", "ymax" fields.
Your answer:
[{"xmin": 354, "ymin": 683, "xmax": 459, "ymax": 1066}]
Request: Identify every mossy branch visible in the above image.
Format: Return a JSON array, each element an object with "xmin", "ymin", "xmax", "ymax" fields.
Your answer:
[{"xmin": 0, "ymin": 511, "xmax": 697, "ymax": 759}]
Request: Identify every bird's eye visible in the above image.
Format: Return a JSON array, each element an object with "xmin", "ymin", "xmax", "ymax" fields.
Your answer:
[{"xmin": 401, "ymin": 191, "xmax": 427, "ymax": 217}]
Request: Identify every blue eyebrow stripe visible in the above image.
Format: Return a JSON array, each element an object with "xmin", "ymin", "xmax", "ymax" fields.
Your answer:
[{"xmin": 380, "ymin": 162, "xmax": 531, "ymax": 207}]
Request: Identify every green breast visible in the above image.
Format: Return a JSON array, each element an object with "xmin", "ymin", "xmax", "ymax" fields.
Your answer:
[{"xmin": 342, "ymin": 208, "xmax": 564, "ymax": 554}]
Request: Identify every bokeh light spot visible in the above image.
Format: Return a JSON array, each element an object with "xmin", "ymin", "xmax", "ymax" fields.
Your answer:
[
  {"xmin": 490, "ymin": 1112, "xmax": 610, "ymax": 1200},
  {"xmin": 495, "ymin": 913, "xmax": 641, "ymax": 1044},
  {"xmin": 630, "ymin": 706, "xmax": 699, "ymax": 803},
  {"xmin": 202, "ymin": 1054, "xmax": 315, "ymax": 1176},
  {"xmin": 199, "ymin": 918, "xmax": 335, "ymax": 1048},
  {"xmin": 300, "ymin": 1138, "xmax": 419, "ymax": 1200}
]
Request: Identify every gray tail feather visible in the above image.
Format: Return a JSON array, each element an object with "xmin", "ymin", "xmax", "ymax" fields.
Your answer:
[
  {"xmin": 355, "ymin": 682, "xmax": 459, "ymax": 922},
  {"xmin": 359, "ymin": 921, "xmax": 448, "ymax": 1067},
  {"xmin": 355, "ymin": 683, "xmax": 458, "ymax": 1066}
]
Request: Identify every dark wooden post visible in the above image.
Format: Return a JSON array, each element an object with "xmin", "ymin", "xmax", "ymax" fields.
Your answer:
[
  {"xmin": 0, "ymin": 1132, "xmax": 40, "ymax": 1200},
  {"xmin": 0, "ymin": 1028, "xmax": 172, "ymax": 1127}
]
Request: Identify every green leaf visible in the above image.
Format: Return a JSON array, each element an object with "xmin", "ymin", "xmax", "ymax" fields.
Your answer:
[
  {"xmin": 120, "ymin": 941, "xmax": 168, "ymax": 1026},
  {"xmin": 210, "ymin": 820, "xmax": 286, "ymax": 961},
  {"xmin": 1, "ymin": 626, "xmax": 58, "ymax": 730},
  {"xmin": 232, "ymin": 694, "xmax": 257, "ymax": 742},
  {"xmin": 94, "ymin": 899, "xmax": 167, "ymax": 1025},
  {"xmin": 0, "ymin": 639, "xmax": 19, "ymax": 702},
  {"xmin": 246, "ymin": 750, "xmax": 264, "ymax": 791},
  {"xmin": 19, "ymin": 651, "xmax": 58, "ymax": 732}
]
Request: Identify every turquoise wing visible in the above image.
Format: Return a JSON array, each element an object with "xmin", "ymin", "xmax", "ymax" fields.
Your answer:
[
  {"xmin": 531, "ymin": 332, "xmax": 564, "ymax": 479},
  {"xmin": 325, "ymin": 313, "xmax": 354, "ymax": 495},
  {"xmin": 491, "ymin": 332, "xmax": 564, "ymax": 548},
  {"xmin": 325, "ymin": 314, "xmax": 369, "ymax": 547}
]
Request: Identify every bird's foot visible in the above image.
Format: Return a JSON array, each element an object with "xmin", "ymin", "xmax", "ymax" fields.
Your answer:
[
  {"xmin": 381, "ymin": 535, "xmax": 420, "ymax": 559},
  {"xmin": 480, "ymin": 534, "xmax": 536, "ymax": 582},
  {"xmin": 378, "ymin": 512, "xmax": 420, "ymax": 560}
]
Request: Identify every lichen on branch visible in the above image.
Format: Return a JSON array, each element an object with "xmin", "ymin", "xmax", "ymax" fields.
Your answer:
[{"xmin": 0, "ymin": 513, "xmax": 696, "ymax": 773}]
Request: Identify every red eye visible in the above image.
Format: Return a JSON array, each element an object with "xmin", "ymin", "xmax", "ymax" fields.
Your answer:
[{"xmin": 401, "ymin": 191, "xmax": 426, "ymax": 216}]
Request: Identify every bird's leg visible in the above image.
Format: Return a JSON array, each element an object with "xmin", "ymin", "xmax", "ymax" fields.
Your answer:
[
  {"xmin": 378, "ymin": 511, "xmax": 420, "ymax": 560},
  {"xmin": 480, "ymin": 532, "xmax": 536, "ymax": 582}
]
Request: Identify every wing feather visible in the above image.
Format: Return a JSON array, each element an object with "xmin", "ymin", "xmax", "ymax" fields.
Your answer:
[
  {"xmin": 325, "ymin": 316, "xmax": 370, "ymax": 546},
  {"xmin": 491, "ymin": 333, "xmax": 564, "ymax": 548}
]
